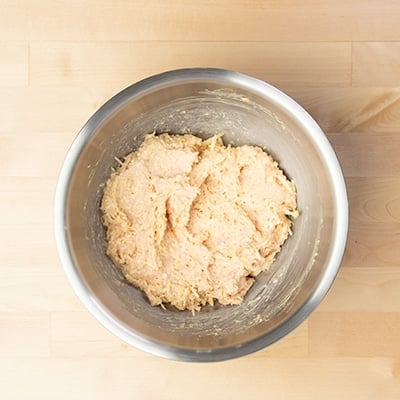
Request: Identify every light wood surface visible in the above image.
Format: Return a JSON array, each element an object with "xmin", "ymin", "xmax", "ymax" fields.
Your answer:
[{"xmin": 1, "ymin": 1, "xmax": 400, "ymax": 399}]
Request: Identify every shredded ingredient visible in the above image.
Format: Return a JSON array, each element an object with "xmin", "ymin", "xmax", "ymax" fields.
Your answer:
[{"xmin": 101, "ymin": 133, "xmax": 298, "ymax": 311}]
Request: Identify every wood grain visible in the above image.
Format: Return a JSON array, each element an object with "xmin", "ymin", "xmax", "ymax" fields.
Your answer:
[
  {"xmin": 0, "ymin": 312, "xmax": 50, "ymax": 357},
  {"xmin": 343, "ymin": 222, "xmax": 400, "ymax": 268},
  {"xmin": 0, "ymin": 87, "xmax": 113, "ymax": 134},
  {"xmin": 319, "ymin": 267, "xmax": 400, "ymax": 312},
  {"xmin": 328, "ymin": 132, "xmax": 400, "ymax": 177},
  {"xmin": 0, "ymin": 42, "xmax": 28, "ymax": 86},
  {"xmin": 2, "ymin": 1, "xmax": 400, "ymax": 399},
  {"xmin": 347, "ymin": 177, "xmax": 400, "ymax": 223},
  {"xmin": 2, "ymin": 0, "xmax": 400, "ymax": 42},
  {"xmin": 30, "ymin": 41, "xmax": 351, "ymax": 88},
  {"xmin": 0, "ymin": 357, "xmax": 398, "ymax": 400},
  {"xmin": 287, "ymin": 87, "xmax": 400, "ymax": 133},
  {"xmin": 0, "ymin": 266, "xmax": 81, "ymax": 312},
  {"xmin": 353, "ymin": 42, "xmax": 400, "ymax": 86},
  {"xmin": 309, "ymin": 312, "xmax": 400, "ymax": 357},
  {"xmin": 0, "ymin": 177, "xmax": 58, "ymax": 268},
  {"xmin": 0, "ymin": 134, "xmax": 72, "ymax": 177}
]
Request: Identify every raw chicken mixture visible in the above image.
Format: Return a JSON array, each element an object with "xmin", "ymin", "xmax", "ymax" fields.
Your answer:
[{"xmin": 101, "ymin": 133, "xmax": 298, "ymax": 311}]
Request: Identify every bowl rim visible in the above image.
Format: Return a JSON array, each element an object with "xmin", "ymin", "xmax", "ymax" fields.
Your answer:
[{"xmin": 54, "ymin": 67, "xmax": 348, "ymax": 362}]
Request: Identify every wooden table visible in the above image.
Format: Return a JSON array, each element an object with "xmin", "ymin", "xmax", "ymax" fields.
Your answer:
[{"xmin": 1, "ymin": 1, "xmax": 400, "ymax": 398}]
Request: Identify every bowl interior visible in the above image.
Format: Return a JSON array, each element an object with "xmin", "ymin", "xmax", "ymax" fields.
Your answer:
[{"xmin": 62, "ymin": 71, "xmax": 343, "ymax": 360}]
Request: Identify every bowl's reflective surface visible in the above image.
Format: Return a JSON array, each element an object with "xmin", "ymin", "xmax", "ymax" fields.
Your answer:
[{"xmin": 55, "ymin": 68, "xmax": 348, "ymax": 361}]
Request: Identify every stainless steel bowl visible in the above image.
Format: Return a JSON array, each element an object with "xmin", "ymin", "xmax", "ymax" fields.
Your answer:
[{"xmin": 55, "ymin": 68, "xmax": 348, "ymax": 362}]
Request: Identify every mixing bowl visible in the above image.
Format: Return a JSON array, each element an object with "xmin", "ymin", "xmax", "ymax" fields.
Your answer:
[{"xmin": 55, "ymin": 68, "xmax": 348, "ymax": 362}]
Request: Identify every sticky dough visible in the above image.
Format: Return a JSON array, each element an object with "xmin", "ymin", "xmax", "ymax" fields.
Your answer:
[{"xmin": 101, "ymin": 134, "xmax": 298, "ymax": 311}]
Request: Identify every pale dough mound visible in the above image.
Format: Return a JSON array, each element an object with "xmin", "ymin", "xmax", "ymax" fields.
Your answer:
[{"xmin": 101, "ymin": 134, "xmax": 298, "ymax": 311}]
